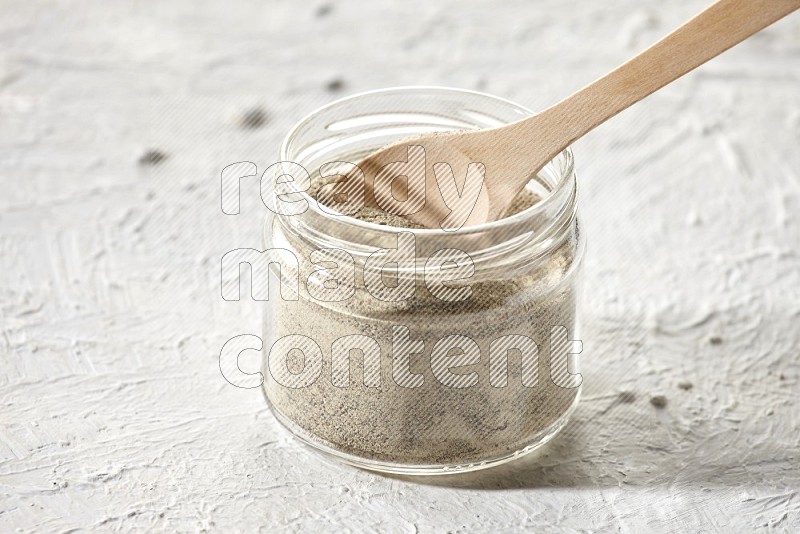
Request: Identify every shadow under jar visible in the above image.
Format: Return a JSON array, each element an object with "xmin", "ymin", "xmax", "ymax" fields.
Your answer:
[{"xmin": 262, "ymin": 87, "xmax": 586, "ymax": 475}]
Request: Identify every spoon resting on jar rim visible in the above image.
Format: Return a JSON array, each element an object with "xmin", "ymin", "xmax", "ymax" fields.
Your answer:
[{"xmin": 320, "ymin": 0, "xmax": 798, "ymax": 230}]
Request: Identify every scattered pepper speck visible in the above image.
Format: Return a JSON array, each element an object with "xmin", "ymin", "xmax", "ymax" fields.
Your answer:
[
  {"xmin": 650, "ymin": 395, "xmax": 667, "ymax": 408},
  {"xmin": 315, "ymin": 3, "xmax": 332, "ymax": 17},
  {"xmin": 138, "ymin": 149, "xmax": 167, "ymax": 166},
  {"xmin": 238, "ymin": 108, "xmax": 268, "ymax": 129},
  {"xmin": 326, "ymin": 78, "xmax": 345, "ymax": 92}
]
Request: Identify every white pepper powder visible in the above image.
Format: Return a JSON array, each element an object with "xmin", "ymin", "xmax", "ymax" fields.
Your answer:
[{"xmin": 263, "ymin": 178, "xmax": 581, "ymax": 467}]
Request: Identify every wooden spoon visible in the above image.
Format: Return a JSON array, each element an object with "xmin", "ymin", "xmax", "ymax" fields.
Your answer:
[{"xmin": 324, "ymin": 0, "xmax": 798, "ymax": 230}]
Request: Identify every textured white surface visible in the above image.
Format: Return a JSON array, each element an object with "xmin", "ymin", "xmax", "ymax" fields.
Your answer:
[{"xmin": 1, "ymin": 0, "xmax": 799, "ymax": 531}]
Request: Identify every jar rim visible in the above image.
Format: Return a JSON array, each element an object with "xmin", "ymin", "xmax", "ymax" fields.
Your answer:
[{"xmin": 279, "ymin": 85, "xmax": 575, "ymax": 237}]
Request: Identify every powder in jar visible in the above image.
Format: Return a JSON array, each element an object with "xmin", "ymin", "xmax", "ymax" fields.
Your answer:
[{"xmin": 263, "ymin": 174, "xmax": 581, "ymax": 467}]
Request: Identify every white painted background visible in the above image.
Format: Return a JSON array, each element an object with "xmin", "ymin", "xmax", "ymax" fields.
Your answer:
[{"xmin": 1, "ymin": 0, "xmax": 799, "ymax": 531}]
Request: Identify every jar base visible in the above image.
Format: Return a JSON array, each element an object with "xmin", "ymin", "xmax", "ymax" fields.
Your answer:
[{"xmin": 262, "ymin": 388, "xmax": 581, "ymax": 476}]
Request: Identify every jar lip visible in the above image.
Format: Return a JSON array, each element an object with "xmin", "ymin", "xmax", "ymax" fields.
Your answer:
[{"xmin": 279, "ymin": 85, "xmax": 574, "ymax": 236}]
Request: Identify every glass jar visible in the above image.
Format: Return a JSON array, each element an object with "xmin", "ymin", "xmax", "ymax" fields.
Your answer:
[{"xmin": 262, "ymin": 87, "xmax": 585, "ymax": 475}]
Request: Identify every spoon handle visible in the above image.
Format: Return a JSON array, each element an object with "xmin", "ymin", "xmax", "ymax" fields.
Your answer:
[{"xmin": 514, "ymin": 0, "xmax": 798, "ymax": 160}]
